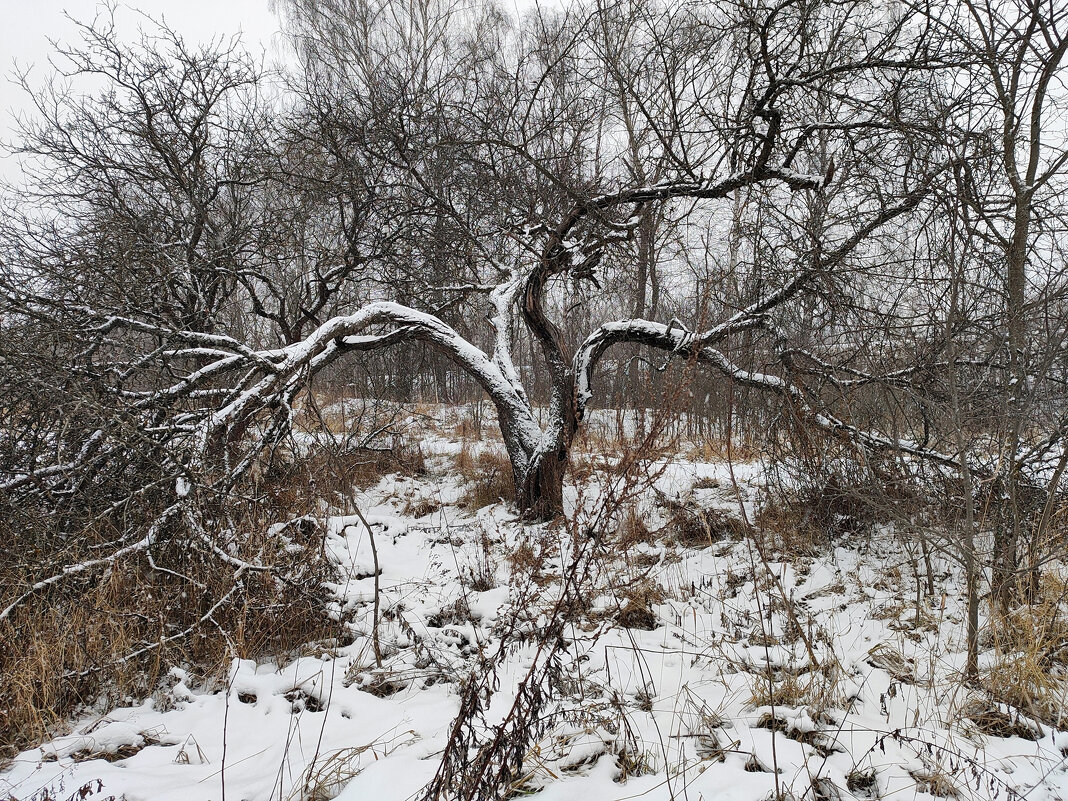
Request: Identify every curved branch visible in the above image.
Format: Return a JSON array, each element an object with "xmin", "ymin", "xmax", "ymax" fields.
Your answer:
[
  {"xmin": 574, "ymin": 319, "xmax": 969, "ymax": 473},
  {"xmin": 0, "ymin": 501, "xmax": 182, "ymax": 622},
  {"xmin": 196, "ymin": 301, "xmax": 541, "ymax": 467},
  {"xmin": 522, "ymin": 169, "xmax": 820, "ymax": 374},
  {"xmin": 488, "ymin": 271, "xmax": 530, "ymax": 406}
]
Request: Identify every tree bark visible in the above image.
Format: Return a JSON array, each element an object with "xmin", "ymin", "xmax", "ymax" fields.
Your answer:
[
  {"xmin": 994, "ymin": 189, "xmax": 1033, "ymax": 606},
  {"xmin": 516, "ymin": 445, "xmax": 569, "ymax": 520}
]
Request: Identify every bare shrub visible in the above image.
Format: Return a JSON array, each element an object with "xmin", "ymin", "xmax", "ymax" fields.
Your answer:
[
  {"xmin": 0, "ymin": 511, "xmax": 339, "ymax": 755},
  {"xmin": 258, "ymin": 440, "xmax": 426, "ymax": 514},
  {"xmin": 756, "ymin": 458, "xmax": 925, "ymax": 557}
]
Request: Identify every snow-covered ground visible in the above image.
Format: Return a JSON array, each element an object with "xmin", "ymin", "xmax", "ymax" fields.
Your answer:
[{"xmin": 3, "ymin": 420, "xmax": 1067, "ymax": 801}]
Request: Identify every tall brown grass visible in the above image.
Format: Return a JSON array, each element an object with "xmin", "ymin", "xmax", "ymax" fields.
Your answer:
[{"xmin": 0, "ymin": 428, "xmax": 431, "ymax": 757}]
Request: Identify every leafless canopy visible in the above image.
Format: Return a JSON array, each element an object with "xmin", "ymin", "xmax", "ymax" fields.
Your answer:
[{"xmin": 3, "ymin": 0, "xmax": 1068, "ymax": 630}]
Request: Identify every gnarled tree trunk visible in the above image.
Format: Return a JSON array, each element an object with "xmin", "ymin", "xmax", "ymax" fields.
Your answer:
[
  {"xmin": 499, "ymin": 375, "xmax": 579, "ymax": 521},
  {"xmin": 516, "ymin": 446, "xmax": 569, "ymax": 520}
]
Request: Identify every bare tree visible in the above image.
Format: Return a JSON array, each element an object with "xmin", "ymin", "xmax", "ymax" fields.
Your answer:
[
  {"xmin": 190, "ymin": 0, "xmax": 962, "ymax": 518},
  {"xmin": 920, "ymin": 0, "xmax": 1068, "ymax": 602},
  {"xmin": 6, "ymin": 0, "xmax": 1066, "ymax": 635},
  {"xmin": 7, "ymin": 0, "xmax": 1068, "ymax": 780}
]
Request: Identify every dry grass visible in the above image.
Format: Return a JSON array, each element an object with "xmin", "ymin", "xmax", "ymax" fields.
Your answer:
[
  {"xmin": 447, "ymin": 403, "xmax": 503, "ymax": 445},
  {"xmin": 957, "ymin": 697, "xmax": 1042, "ymax": 740},
  {"xmin": 747, "ymin": 661, "xmax": 845, "ymax": 716},
  {"xmin": 753, "ymin": 470, "xmax": 919, "ymax": 559},
  {"xmin": 506, "ymin": 527, "xmax": 559, "ymax": 588},
  {"xmin": 909, "ymin": 764, "xmax": 959, "ymax": 798},
  {"xmin": 683, "ymin": 437, "xmax": 761, "ymax": 463},
  {"xmin": 455, "ymin": 447, "xmax": 514, "ymax": 510},
  {"xmin": 571, "ymin": 423, "xmax": 626, "ymax": 457},
  {"xmin": 616, "ymin": 506, "xmax": 656, "ymax": 548},
  {"xmin": 454, "ymin": 438, "xmax": 476, "ymax": 473},
  {"xmin": 983, "ymin": 572, "xmax": 1068, "ymax": 728},
  {"xmin": 752, "ymin": 501, "xmax": 825, "ymax": 558},
  {"xmin": 612, "ymin": 578, "xmax": 666, "ymax": 631},
  {"xmin": 452, "ymin": 416, "xmax": 479, "ymax": 442},
  {"xmin": 752, "ymin": 478, "xmax": 879, "ymax": 557},
  {"xmin": 571, "ymin": 421, "xmax": 676, "ymax": 472},
  {"xmin": 0, "ymin": 537, "xmax": 338, "ymax": 756},
  {"xmin": 0, "ymin": 436, "xmax": 381, "ymax": 756},
  {"xmin": 665, "ymin": 504, "xmax": 749, "ymax": 548},
  {"xmin": 287, "ymin": 730, "xmax": 418, "ymax": 801},
  {"xmin": 258, "ymin": 441, "xmax": 426, "ymax": 514},
  {"xmin": 403, "ymin": 496, "xmax": 441, "ymax": 519}
]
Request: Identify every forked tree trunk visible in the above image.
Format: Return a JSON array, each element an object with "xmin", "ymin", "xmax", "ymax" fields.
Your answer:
[{"xmin": 497, "ymin": 384, "xmax": 576, "ymax": 520}]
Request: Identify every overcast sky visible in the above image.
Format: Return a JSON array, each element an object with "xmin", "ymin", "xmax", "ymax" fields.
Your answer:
[{"xmin": 0, "ymin": 0, "xmax": 284, "ymax": 181}]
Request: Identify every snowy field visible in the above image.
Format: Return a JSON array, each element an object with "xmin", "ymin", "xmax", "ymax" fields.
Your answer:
[{"xmin": 3, "ymin": 413, "xmax": 1067, "ymax": 801}]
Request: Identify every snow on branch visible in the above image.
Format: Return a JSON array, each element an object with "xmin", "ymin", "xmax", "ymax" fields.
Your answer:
[
  {"xmin": 191, "ymin": 301, "xmax": 542, "ymax": 462},
  {"xmin": 573, "ymin": 318, "xmax": 969, "ymax": 473}
]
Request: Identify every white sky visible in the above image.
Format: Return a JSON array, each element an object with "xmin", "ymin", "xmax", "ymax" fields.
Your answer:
[{"xmin": 0, "ymin": 0, "xmax": 284, "ymax": 181}]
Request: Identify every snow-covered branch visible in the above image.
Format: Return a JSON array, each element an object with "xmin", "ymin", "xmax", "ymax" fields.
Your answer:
[
  {"xmin": 574, "ymin": 318, "xmax": 970, "ymax": 472},
  {"xmin": 189, "ymin": 301, "xmax": 542, "ymax": 468}
]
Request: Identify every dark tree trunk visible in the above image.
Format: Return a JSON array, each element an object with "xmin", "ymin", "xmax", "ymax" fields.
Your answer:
[
  {"xmin": 516, "ymin": 445, "xmax": 569, "ymax": 520},
  {"xmin": 991, "ymin": 524, "xmax": 1020, "ymax": 607},
  {"xmin": 994, "ymin": 194, "xmax": 1034, "ymax": 607}
]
